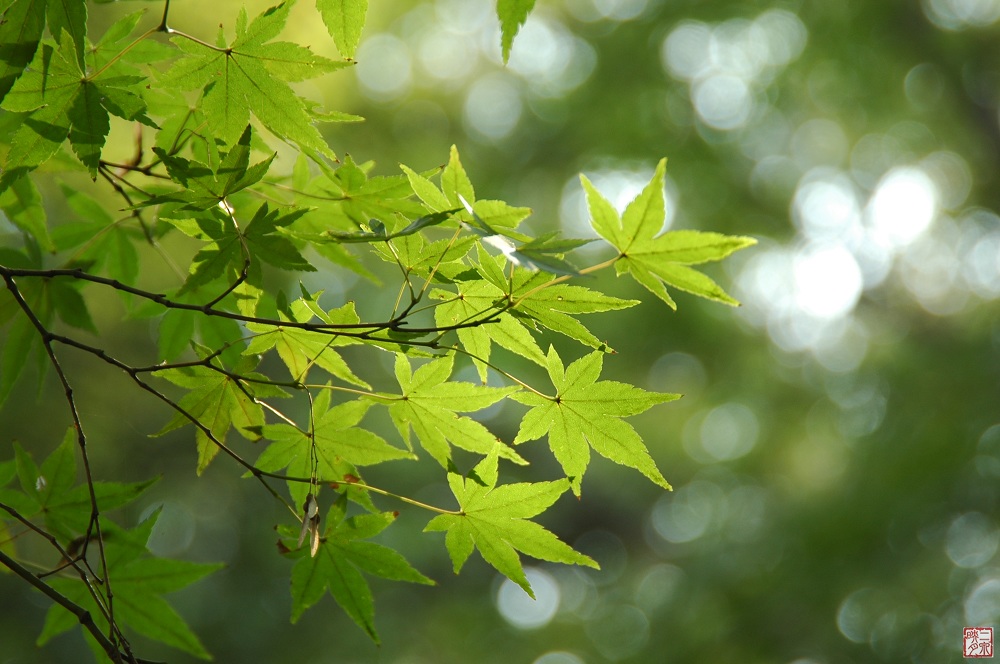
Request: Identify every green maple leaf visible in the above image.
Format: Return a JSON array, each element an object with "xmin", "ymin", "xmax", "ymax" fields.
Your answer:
[
  {"xmin": 440, "ymin": 145, "xmax": 476, "ymax": 208},
  {"xmin": 154, "ymin": 358, "xmax": 282, "ymax": 474},
  {"xmin": 425, "ymin": 451, "xmax": 597, "ymax": 596},
  {"xmin": 401, "ymin": 151, "xmax": 530, "ymax": 232},
  {"xmin": 0, "ymin": 175, "xmax": 54, "ymax": 251},
  {"xmin": 496, "ymin": 0, "xmax": 536, "ymax": 64},
  {"xmin": 244, "ymin": 299, "xmax": 368, "ymax": 388},
  {"xmin": 0, "ymin": 0, "xmax": 46, "ymax": 100},
  {"xmin": 0, "ymin": 26, "xmax": 153, "ymax": 188},
  {"xmin": 166, "ymin": 201, "xmax": 312, "ymax": 294},
  {"xmin": 86, "ymin": 10, "xmax": 175, "ymax": 78},
  {"xmin": 507, "ymin": 270, "xmax": 636, "ymax": 347},
  {"xmin": 288, "ymin": 501, "xmax": 433, "ymax": 643},
  {"xmin": 3, "ymin": 430, "xmax": 157, "ymax": 543},
  {"xmin": 51, "ymin": 185, "xmax": 140, "ymax": 286},
  {"xmin": 162, "ymin": 0, "xmax": 349, "ymax": 159},
  {"xmin": 313, "ymin": 209, "xmax": 458, "ymax": 244},
  {"xmin": 433, "ymin": 282, "xmax": 546, "ymax": 373},
  {"xmin": 1, "ymin": 437, "xmax": 205, "ymax": 659},
  {"xmin": 433, "ymin": 247, "xmax": 635, "ymax": 379},
  {"xmin": 293, "ymin": 156, "xmax": 425, "ymax": 228},
  {"xmin": 38, "ymin": 512, "xmax": 221, "ymax": 660},
  {"xmin": 511, "ymin": 346, "xmax": 679, "ymax": 495},
  {"xmin": 583, "ymin": 158, "xmax": 757, "ymax": 309},
  {"xmin": 44, "ymin": 0, "xmax": 88, "ymax": 69},
  {"xmin": 316, "ymin": 0, "xmax": 367, "ymax": 59},
  {"xmin": 371, "ymin": 225, "xmax": 477, "ymax": 280},
  {"xmin": 372, "ymin": 354, "xmax": 526, "ymax": 469},
  {"xmin": 146, "ymin": 125, "xmax": 276, "ymax": 211},
  {"xmin": 0, "ymin": 32, "xmax": 80, "ymax": 188},
  {"xmin": 256, "ymin": 388, "xmax": 413, "ymax": 509}
]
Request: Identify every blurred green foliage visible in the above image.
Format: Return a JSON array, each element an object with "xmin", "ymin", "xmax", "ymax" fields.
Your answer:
[{"xmin": 3, "ymin": 0, "xmax": 1000, "ymax": 663}]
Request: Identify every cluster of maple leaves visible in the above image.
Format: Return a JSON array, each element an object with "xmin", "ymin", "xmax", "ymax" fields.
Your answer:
[{"xmin": 0, "ymin": 0, "xmax": 753, "ymax": 657}]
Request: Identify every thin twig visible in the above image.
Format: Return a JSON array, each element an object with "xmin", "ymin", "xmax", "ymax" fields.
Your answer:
[
  {"xmin": 0, "ymin": 273, "xmax": 126, "ymax": 654},
  {"xmin": 0, "ymin": 551, "xmax": 163, "ymax": 664}
]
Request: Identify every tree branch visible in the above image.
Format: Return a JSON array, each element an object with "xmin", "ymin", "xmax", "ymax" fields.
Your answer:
[{"xmin": 0, "ymin": 551, "xmax": 164, "ymax": 664}]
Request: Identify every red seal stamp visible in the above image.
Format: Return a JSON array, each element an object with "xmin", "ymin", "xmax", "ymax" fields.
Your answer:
[{"xmin": 965, "ymin": 627, "xmax": 994, "ymax": 658}]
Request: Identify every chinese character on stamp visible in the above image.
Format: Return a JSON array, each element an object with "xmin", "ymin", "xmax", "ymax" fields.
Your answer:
[{"xmin": 965, "ymin": 627, "xmax": 994, "ymax": 658}]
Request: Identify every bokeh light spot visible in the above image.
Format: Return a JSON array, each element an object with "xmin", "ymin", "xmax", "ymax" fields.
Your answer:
[
  {"xmin": 647, "ymin": 352, "xmax": 707, "ymax": 397},
  {"xmin": 924, "ymin": 0, "xmax": 1000, "ymax": 29},
  {"xmin": 586, "ymin": 605, "xmax": 650, "ymax": 660},
  {"xmin": 946, "ymin": 512, "xmax": 999, "ymax": 568},
  {"xmin": 463, "ymin": 74, "xmax": 523, "ymax": 141},
  {"xmin": 692, "ymin": 74, "xmax": 753, "ymax": 130},
  {"xmin": 634, "ymin": 563, "xmax": 684, "ymax": 611},
  {"xmin": 793, "ymin": 170, "xmax": 862, "ymax": 241},
  {"xmin": 838, "ymin": 588, "xmax": 894, "ymax": 644},
  {"xmin": 866, "ymin": 167, "xmax": 938, "ymax": 249},
  {"xmin": 662, "ymin": 21, "xmax": 712, "ymax": 81},
  {"xmin": 699, "ymin": 402, "xmax": 760, "ymax": 461},
  {"xmin": 496, "ymin": 567, "xmax": 560, "ymax": 629},
  {"xmin": 142, "ymin": 502, "xmax": 195, "ymax": 556},
  {"xmin": 532, "ymin": 652, "xmax": 585, "ymax": 664},
  {"xmin": 355, "ymin": 34, "xmax": 413, "ymax": 101},
  {"xmin": 650, "ymin": 481, "xmax": 724, "ymax": 542},
  {"xmin": 965, "ymin": 577, "xmax": 1000, "ymax": 626},
  {"xmin": 793, "ymin": 243, "xmax": 863, "ymax": 319}
]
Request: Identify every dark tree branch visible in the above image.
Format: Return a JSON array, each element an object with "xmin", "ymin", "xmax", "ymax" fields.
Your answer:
[
  {"xmin": 0, "ymin": 550, "xmax": 163, "ymax": 664},
  {"xmin": 0, "ymin": 272, "xmax": 129, "ymax": 655}
]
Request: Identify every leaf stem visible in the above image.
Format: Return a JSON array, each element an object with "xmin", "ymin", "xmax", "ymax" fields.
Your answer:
[
  {"xmin": 88, "ymin": 24, "xmax": 161, "ymax": 80},
  {"xmin": 339, "ymin": 481, "xmax": 462, "ymax": 515},
  {"xmin": 303, "ymin": 384, "xmax": 401, "ymax": 400},
  {"xmin": 447, "ymin": 344, "xmax": 553, "ymax": 399}
]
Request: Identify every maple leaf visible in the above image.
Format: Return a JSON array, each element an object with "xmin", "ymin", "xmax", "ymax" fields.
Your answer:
[
  {"xmin": 433, "ymin": 246, "xmax": 636, "ymax": 380},
  {"xmin": 496, "ymin": 0, "xmax": 536, "ymax": 64},
  {"xmin": 1, "ymin": 28, "xmax": 154, "ymax": 188},
  {"xmin": 161, "ymin": 198, "xmax": 312, "ymax": 296},
  {"xmin": 0, "ymin": 176, "xmax": 53, "ymax": 251},
  {"xmin": 316, "ymin": 0, "xmax": 368, "ymax": 59},
  {"xmin": 0, "ymin": 0, "xmax": 46, "ymax": 100},
  {"xmin": 255, "ymin": 388, "xmax": 413, "ymax": 509},
  {"xmin": 583, "ymin": 158, "xmax": 757, "ymax": 309},
  {"xmin": 288, "ymin": 501, "xmax": 433, "ymax": 643},
  {"xmin": 244, "ymin": 298, "xmax": 368, "ymax": 388},
  {"xmin": 51, "ymin": 185, "xmax": 140, "ymax": 287},
  {"xmin": 154, "ymin": 357, "xmax": 283, "ymax": 474},
  {"xmin": 511, "ymin": 346, "xmax": 679, "ymax": 495},
  {"xmin": 147, "ymin": 125, "xmax": 277, "ymax": 211},
  {"xmin": 162, "ymin": 0, "xmax": 349, "ymax": 159},
  {"xmin": 425, "ymin": 451, "xmax": 597, "ymax": 596},
  {"xmin": 4, "ymin": 431, "xmax": 157, "ymax": 544},
  {"xmin": 38, "ymin": 512, "xmax": 222, "ymax": 661},
  {"xmin": 371, "ymin": 354, "xmax": 526, "ymax": 469}
]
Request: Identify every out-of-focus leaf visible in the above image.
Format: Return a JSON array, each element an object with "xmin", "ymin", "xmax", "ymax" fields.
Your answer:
[
  {"xmin": 0, "ymin": 176, "xmax": 53, "ymax": 251},
  {"xmin": 39, "ymin": 514, "xmax": 221, "ymax": 659}
]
